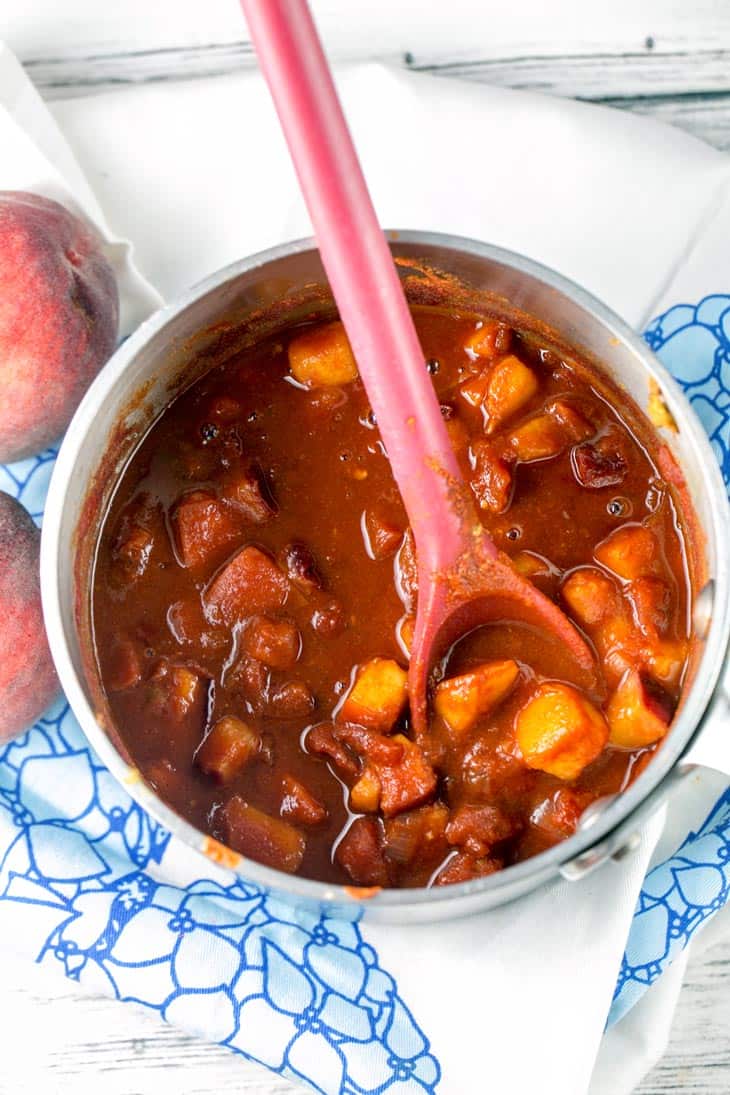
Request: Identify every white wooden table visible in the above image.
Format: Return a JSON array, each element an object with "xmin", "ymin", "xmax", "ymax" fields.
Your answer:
[{"xmin": 4, "ymin": 2, "xmax": 730, "ymax": 1091}]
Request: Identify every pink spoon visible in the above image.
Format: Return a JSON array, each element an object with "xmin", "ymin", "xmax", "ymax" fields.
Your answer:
[{"xmin": 241, "ymin": 0, "xmax": 597, "ymax": 739}]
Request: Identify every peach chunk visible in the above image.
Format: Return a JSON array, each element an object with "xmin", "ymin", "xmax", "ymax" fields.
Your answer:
[
  {"xmin": 515, "ymin": 683, "xmax": 609, "ymax": 781},
  {"xmin": 288, "ymin": 320, "xmax": 358, "ymax": 387},
  {"xmin": 464, "ymin": 319, "xmax": 511, "ymax": 359},
  {"xmin": 196, "ymin": 716, "xmax": 261, "ymax": 783},
  {"xmin": 221, "ymin": 796, "xmax": 306, "ymax": 874},
  {"xmin": 339, "ymin": 657, "xmax": 408, "ymax": 731},
  {"xmin": 483, "ymin": 355, "xmax": 539, "ymax": 433},
  {"xmin": 241, "ymin": 615, "xmax": 300, "ymax": 669},
  {"xmin": 280, "ymin": 774, "xmax": 328, "ymax": 826},
  {"xmin": 171, "ymin": 490, "xmax": 243, "ymax": 571},
  {"xmin": 204, "ymin": 545, "xmax": 289, "ymax": 626},
  {"xmin": 107, "ymin": 638, "xmax": 142, "ymax": 692},
  {"xmin": 149, "ymin": 662, "xmax": 203, "ymax": 721},
  {"xmin": 594, "ymin": 523, "xmax": 659, "ymax": 581},
  {"xmin": 607, "ymin": 669, "xmax": 674, "ymax": 748},
  {"xmin": 470, "ymin": 439, "xmax": 514, "ymax": 513},
  {"xmin": 383, "ymin": 803, "xmax": 449, "ymax": 866},
  {"xmin": 509, "ymin": 414, "xmax": 567, "ymax": 462},
  {"xmin": 434, "ymin": 659, "xmax": 520, "ymax": 736},
  {"xmin": 561, "ymin": 567, "xmax": 620, "ymax": 628}
]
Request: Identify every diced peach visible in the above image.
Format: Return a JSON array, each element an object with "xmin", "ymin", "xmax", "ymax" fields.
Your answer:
[
  {"xmin": 349, "ymin": 767, "xmax": 382, "ymax": 813},
  {"xmin": 107, "ymin": 638, "xmax": 142, "ymax": 692},
  {"xmin": 338, "ymin": 657, "xmax": 408, "ymax": 732},
  {"xmin": 395, "ymin": 528, "xmax": 418, "ymax": 606},
  {"xmin": 267, "ymin": 680, "xmax": 315, "ymax": 718},
  {"xmin": 548, "ymin": 399, "xmax": 594, "ymax": 442},
  {"xmin": 374, "ymin": 734, "xmax": 437, "ymax": 818},
  {"xmin": 445, "ymin": 804, "xmax": 517, "ymax": 855},
  {"xmin": 627, "ymin": 576, "xmax": 671, "ymax": 638},
  {"xmin": 288, "ymin": 320, "xmax": 358, "ymax": 387},
  {"xmin": 396, "ymin": 615, "xmax": 416, "ymax": 657},
  {"xmin": 219, "ymin": 463, "xmax": 276, "ymax": 524},
  {"xmin": 459, "ymin": 372, "xmax": 490, "ymax": 408},
  {"xmin": 221, "ymin": 796, "xmax": 306, "ymax": 874},
  {"xmin": 645, "ymin": 638, "xmax": 687, "ymax": 687},
  {"xmin": 470, "ymin": 439, "xmax": 514, "ymax": 513},
  {"xmin": 594, "ymin": 523, "xmax": 659, "ymax": 581},
  {"xmin": 599, "ymin": 614, "xmax": 638, "ymax": 685},
  {"xmin": 607, "ymin": 669, "xmax": 674, "ymax": 748},
  {"xmin": 509, "ymin": 414, "xmax": 566, "ymax": 462},
  {"xmin": 562, "ymin": 567, "xmax": 620, "ymax": 627},
  {"xmin": 280, "ymin": 774, "xmax": 328, "ymax": 826},
  {"xmin": 483, "ymin": 355, "xmax": 539, "ymax": 433},
  {"xmin": 362, "ymin": 508, "xmax": 403, "ymax": 561},
  {"xmin": 383, "ymin": 804, "xmax": 449, "ymax": 866},
  {"xmin": 335, "ymin": 816, "xmax": 390, "ymax": 887},
  {"xmin": 515, "ymin": 683, "xmax": 609, "ymax": 781},
  {"xmin": 196, "ymin": 716, "xmax": 261, "ymax": 783},
  {"xmin": 171, "ymin": 490, "xmax": 243, "ymax": 571},
  {"xmin": 464, "ymin": 320, "xmax": 511, "ymax": 359},
  {"xmin": 149, "ymin": 662, "xmax": 203, "ymax": 721},
  {"xmin": 512, "ymin": 551, "xmax": 552, "ymax": 581},
  {"xmin": 279, "ymin": 541, "xmax": 323, "ymax": 594},
  {"xmin": 241, "ymin": 615, "xmax": 300, "ymax": 669},
  {"xmin": 167, "ymin": 599, "xmax": 227, "ymax": 651},
  {"xmin": 204, "ymin": 545, "xmax": 289, "ymax": 626},
  {"xmin": 434, "ymin": 659, "xmax": 520, "ymax": 735}
]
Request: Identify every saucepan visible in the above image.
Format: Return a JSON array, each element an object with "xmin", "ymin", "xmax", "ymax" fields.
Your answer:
[{"xmin": 40, "ymin": 232, "xmax": 730, "ymax": 922}]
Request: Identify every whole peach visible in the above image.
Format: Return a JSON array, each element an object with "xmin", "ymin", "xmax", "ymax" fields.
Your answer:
[
  {"xmin": 0, "ymin": 491, "xmax": 59, "ymax": 740},
  {"xmin": 0, "ymin": 192, "xmax": 119, "ymax": 463}
]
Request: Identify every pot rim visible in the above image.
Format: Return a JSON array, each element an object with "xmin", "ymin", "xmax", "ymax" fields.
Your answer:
[{"xmin": 40, "ymin": 230, "xmax": 730, "ymax": 912}]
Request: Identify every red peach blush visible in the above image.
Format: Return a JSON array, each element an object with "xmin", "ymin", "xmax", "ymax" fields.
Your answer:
[
  {"xmin": 0, "ymin": 191, "xmax": 119, "ymax": 463},
  {"xmin": 0, "ymin": 491, "xmax": 59, "ymax": 740}
]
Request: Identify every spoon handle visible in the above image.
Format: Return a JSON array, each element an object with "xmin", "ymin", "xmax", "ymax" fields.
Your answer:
[{"xmin": 241, "ymin": 0, "xmax": 495, "ymax": 572}]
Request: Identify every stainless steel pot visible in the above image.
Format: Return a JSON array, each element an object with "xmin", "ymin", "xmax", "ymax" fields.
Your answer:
[{"xmin": 40, "ymin": 232, "xmax": 730, "ymax": 922}]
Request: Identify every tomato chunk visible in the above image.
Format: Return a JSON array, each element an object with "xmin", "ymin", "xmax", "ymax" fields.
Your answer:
[
  {"xmin": 434, "ymin": 851, "xmax": 501, "ymax": 885},
  {"xmin": 280, "ymin": 774, "xmax": 328, "ymax": 826},
  {"xmin": 470, "ymin": 439, "xmax": 514, "ymax": 513},
  {"xmin": 339, "ymin": 657, "xmax": 408, "ymax": 732},
  {"xmin": 204, "ymin": 545, "xmax": 289, "ymax": 626},
  {"xmin": 515, "ymin": 683, "xmax": 608, "ymax": 781},
  {"xmin": 607, "ymin": 669, "xmax": 674, "ymax": 748},
  {"xmin": 305, "ymin": 722, "xmax": 359, "ymax": 780},
  {"xmin": 363, "ymin": 508, "xmax": 404, "ymax": 561},
  {"xmin": 594, "ymin": 523, "xmax": 659, "ymax": 581},
  {"xmin": 268, "ymin": 680, "xmax": 315, "ymax": 719},
  {"xmin": 572, "ymin": 427, "xmax": 628, "ymax": 489},
  {"xmin": 336, "ymin": 817, "xmax": 390, "ymax": 887},
  {"xmin": 445, "ymin": 804, "xmax": 518, "ymax": 855},
  {"xmin": 219, "ymin": 463, "xmax": 276, "ymax": 524},
  {"xmin": 434, "ymin": 659, "xmax": 520, "ymax": 735},
  {"xmin": 196, "ymin": 716, "xmax": 261, "ymax": 783},
  {"xmin": 241, "ymin": 615, "xmax": 300, "ymax": 669},
  {"xmin": 288, "ymin": 320, "xmax": 358, "ymax": 387},
  {"xmin": 171, "ymin": 490, "xmax": 243, "ymax": 571},
  {"xmin": 373, "ymin": 734, "xmax": 437, "ymax": 818},
  {"xmin": 221, "ymin": 796, "xmax": 306, "ymax": 873},
  {"xmin": 107, "ymin": 638, "xmax": 142, "ymax": 692}
]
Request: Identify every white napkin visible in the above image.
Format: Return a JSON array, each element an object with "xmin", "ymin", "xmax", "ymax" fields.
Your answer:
[{"xmin": 3, "ymin": 43, "xmax": 730, "ymax": 1095}]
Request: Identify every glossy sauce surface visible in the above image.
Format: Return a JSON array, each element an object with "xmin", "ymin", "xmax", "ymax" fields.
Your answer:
[{"xmin": 92, "ymin": 307, "xmax": 692, "ymax": 888}]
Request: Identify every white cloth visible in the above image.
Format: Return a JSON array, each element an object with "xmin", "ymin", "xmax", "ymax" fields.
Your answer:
[{"xmin": 2, "ymin": 41, "xmax": 729, "ymax": 1095}]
